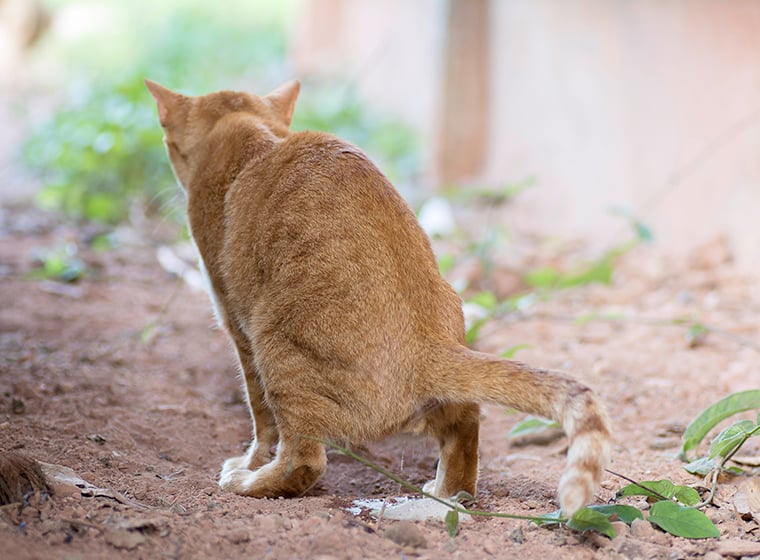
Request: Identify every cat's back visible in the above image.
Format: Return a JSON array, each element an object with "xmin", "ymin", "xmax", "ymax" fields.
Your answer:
[
  {"xmin": 223, "ymin": 128, "xmax": 463, "ymax": 343},
  {"xmin": 233, "ymin": 129, "xmax": 427, "ymax": 258}
]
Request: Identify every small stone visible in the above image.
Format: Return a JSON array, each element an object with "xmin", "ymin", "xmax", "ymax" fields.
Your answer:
[
  {"xmin": 630, "ymin": 518, "xmax": 654, "ymax": 538},
  {"xmin": 715, "ymin": 539, "xmax": 760, "ymax": 557},
  {"xmin": 104, "ymin": 528, "xmax": 146, "ymax": 550},
  {"xmin": 224, "ymin": 527, "xmax": 250, "ymax": 544},
  {"xmin": 383, "ymin": 520, "xmax": 427, "ymax": 549},
  {"xmin": 611, "ymin": 521, "xmax": 629, "ymax": 538},
  {"xmin": 701, "ymin": 552, "xmax": 723, "ymax": 560},
  {"xmin": 509, "ymin": 527, "xmax": 524, "ymax": 543},
  {"xmin": 257, "ymin": 513, "xmax": 284, "ymax": 532},
  {"xmin": 11, "ymin": 397, "xmax": 25, "ymax": 415}
]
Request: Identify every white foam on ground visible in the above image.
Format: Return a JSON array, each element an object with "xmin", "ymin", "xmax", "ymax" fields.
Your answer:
[{"xmin": 348, "ymin": 496, "xmax": 472, "ymax": 523}]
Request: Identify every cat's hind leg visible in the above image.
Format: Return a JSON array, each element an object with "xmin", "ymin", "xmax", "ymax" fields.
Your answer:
[
  {"xmin": 422, "ymin": 402, "xmax": 480, "ymax": 498},
  {"xmin": 219, "ymin": 435, "xmax": 326, "ymax": 497}
]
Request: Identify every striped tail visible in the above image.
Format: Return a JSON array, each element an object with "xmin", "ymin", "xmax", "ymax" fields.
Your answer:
[{"xmin": 429, "ymin": 345, "xmax": 612, "ymax": 516}]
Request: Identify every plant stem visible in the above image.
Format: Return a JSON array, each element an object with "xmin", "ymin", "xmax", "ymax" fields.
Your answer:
[
  {"xmin": 321, "ymin": 439, "xmax": 565, "ymax": 523},
  {"xmin": 605, "ymin": 469, "xmax": 672, "ymax": 502}
]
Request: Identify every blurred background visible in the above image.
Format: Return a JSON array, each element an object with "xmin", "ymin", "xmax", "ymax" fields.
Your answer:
[{"xmin": 2, "ymin": 0, "xmax": 759, "ymax": 272}]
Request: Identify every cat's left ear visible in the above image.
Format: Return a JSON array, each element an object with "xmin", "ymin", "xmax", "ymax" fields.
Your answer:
[
  {"xmin": 265, "ymin": 80, "xmax": 300, "ymax": 127},
  {"xmin": 145, "ymin": 79, "xmax": 187, "ymax": 128}
]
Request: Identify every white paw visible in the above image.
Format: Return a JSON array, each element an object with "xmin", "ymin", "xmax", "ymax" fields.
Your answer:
[
  {"xmin": 219, "ymin": 467, "xmax": 255, "ymax": 494},
  {"xmin": 422, "ymin": 479, "xmax": 437, "ymax": 494},
  {"xmin": 221, "ymin": 454, "xmax": 249, "ymax": 476}
]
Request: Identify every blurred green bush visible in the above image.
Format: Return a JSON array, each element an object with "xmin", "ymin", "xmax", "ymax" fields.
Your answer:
[{"xmin": 23, "ymin": 0, "xmax": 418, "ymax": 224}]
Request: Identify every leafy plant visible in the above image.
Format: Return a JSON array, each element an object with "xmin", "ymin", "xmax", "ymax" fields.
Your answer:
[
  {"xmin": 28, "ymin": 242, "xmax": 86, "ymax": 282},
  {"xmin": 23, "ymin": 2, "xmax": 419, "ymax": 225},
  {"xmin": 523, "ymin": 209, "xmax": 651, "ymax": 291},
  {"xmin": 680, "ymin": 390, "xmax": 760, "ymax": 461}
]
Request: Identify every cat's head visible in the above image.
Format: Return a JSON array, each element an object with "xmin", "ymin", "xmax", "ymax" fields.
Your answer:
[{"xmin": 145, "ymin": 79, "xmax": 300, "ymax": 189}]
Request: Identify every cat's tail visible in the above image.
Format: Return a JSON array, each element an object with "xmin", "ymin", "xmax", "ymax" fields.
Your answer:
[{"xmin": 429, "ymin": 345, "xmax": 611, "ymax": 516}]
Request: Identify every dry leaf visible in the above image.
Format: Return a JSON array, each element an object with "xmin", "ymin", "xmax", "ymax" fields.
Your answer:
[{"xmin": 733, "ymin": 479, "xmax": 760, "ymax": 520}]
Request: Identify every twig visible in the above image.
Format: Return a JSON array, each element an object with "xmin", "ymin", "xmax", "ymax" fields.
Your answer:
[
  {"xmin": 605, "ymin": 469, "xmax": 671, "ymax": 502},
  {"xmin": 319, "ymin": 438, "xmax": 566, "ymax": 523}
]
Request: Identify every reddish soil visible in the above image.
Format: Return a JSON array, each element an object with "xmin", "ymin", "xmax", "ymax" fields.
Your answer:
[{"xmin": 1, "ymin": 203, "xmax": 759, "ymax": 559}]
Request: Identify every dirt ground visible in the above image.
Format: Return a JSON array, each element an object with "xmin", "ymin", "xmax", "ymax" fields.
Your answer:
[{"xmin": 1, "ymin": 200, "xmax": 759, "ymax": 560}]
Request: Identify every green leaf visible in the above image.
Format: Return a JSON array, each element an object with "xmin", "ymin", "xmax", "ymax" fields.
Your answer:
[
  {"xmin": 465, "ymin": 316, "xmax": 490, "ymax": 346},
  {"xmin": 500, "ymin": 343, "xmax": 532, "ymax": 359},
  {"xmin": 673, "ymin": 486, "xmax": 701, "ymax": 507},
  {"xmin": 437, "ymin": 253, "xmax": 455, "ymax": 275},
  {"xmin": 647, "ymin": 501, "xmax": 720, "ymax": 539},
  {"xmin": 585, "ymin": 504, "xmax": 643, "ymax": 526},
  {"xmin": 617, "ymin": 480, "xmax": 699, "ymax": 506},
  {"xmin": 567, "ymin": 507, "xmax": 616, "ymax": 539},
  {"xmin": 634, "ymin": 221, "xmax": 654, "ymax": 243},
  {"xmin": 445, "ymin": 509, "xmax": 459, "ymax": 537},
  {"xmin": 709, "ymin": 420, "xmax": 756, "ymax": 459},
  {"xmin": 530, "ymin": 509, "xmax": 563, "ymax": 526},
  {"xmin": 618, "ymin": 480, "xmax": 676, "ymax": 501},
  {"xmin": 523, "ymin": 267, "xmax": 559, "ymax": 289},
  {"xmin": 507, "ymin": 416, "xmax": 561, "ymax": 439},
  {"xmin": 680, "ymin": 390, "xmax": 760, "ymax": 460},
  {"xmin": 469, "ymin": 291, "xmax": 499, "ymax": 310},
  {"xmin": 686, "ymin": 323, "xmax": 709, "ymax": 345},
  {"xmin": 684, "ymin": 456, "xmax": 719, "ymax": 475}
]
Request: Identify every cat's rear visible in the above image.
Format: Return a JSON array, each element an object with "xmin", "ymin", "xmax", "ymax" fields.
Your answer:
[{"xmin": 146, "ymin": 78, "xmax": 611, "ymax": 517}]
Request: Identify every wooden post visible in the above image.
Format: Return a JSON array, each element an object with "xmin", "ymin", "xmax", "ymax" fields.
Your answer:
[{"xmin": 437, "ymin": 0, "xmax": 491, "ymax": 186}]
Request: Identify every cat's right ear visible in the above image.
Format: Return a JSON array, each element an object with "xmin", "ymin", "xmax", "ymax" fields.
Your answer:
[
  {"xmin": 145, "ymin": 79, "xmax": 185, "ymax": 128},
  {"xmin": 265, "ymin": 80, "xmax": 300, "ymax": 127}
]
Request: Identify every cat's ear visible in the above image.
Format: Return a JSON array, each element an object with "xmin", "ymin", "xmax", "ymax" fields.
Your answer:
[
  {"xmin": 145, "ymin": 79, "xmax": 186, "ymax": 128},
  {"xmin": 265, "ymin": 80, "xmax": 300, "ymax": 127}
]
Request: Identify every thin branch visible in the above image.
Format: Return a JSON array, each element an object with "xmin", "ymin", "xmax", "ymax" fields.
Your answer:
[
  {"xmin": 319, "ymin": 438, "xmax": 565, "ymax": 523},
  {"xmin": 605, "ymin": 469, "xmax": 672, "ymax": 502}
]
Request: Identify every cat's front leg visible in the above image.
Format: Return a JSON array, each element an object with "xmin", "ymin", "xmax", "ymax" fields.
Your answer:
[
  {"xmin": 222, "ymin": 328, "xmax": 280, "ymax": 474},
  {"xmin": 220, "ymin": 436, "xmax": 326, "ymax": 497}
]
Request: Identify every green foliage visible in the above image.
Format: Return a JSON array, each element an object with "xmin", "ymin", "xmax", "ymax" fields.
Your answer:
[
  {"xmin": 292, "ymin": 88, "xmax": 419, "ymax": 184},
  {"xmin": 441, "ymin": 176, "xmax": 536, "ymax": 204},
  {"xmin": 507, "ymin": 415, "xmax": 560, "ymax": 439},
  {"xmin": 566, "ymin": 508, "xmax": 616, "ymax": 538},
  {"xmin": 500, "ymin": 343, "xmax": 532, "ymax": 359},
  {"xmin": 523, "ymin": 245, "xmax": 626, "ymax": 290},
  {"xmin": 680, "ymin": 389, "xmax": 760, "ymax": 460},
  {"xmin": 445, "ymin": 510, "xmax": 459, "ymax": 537},
  {"xmin": 585, "ymin": 504, "xmax": 643, "ymax": 525},
  {"xmin": 25, "ymin": 79, "xmax": 175, "ymax": 223},
  {"xmin": 23, "ymin": 1, "xmax": 418, "ymax": 224},
  {"xmin": 533, "ymin": 505, "xmax": 643, "ymax": 538},
  {"xmin": 28, "ymin": 242, "xmax": 86, "ymax": 282},
  {"xmin": 647, "ymin": 501, "xmax": 720, "ymax": 539},
  {"xmin": 708, "ymin": 420, "xmax": 759, "ymax": 459},
  {"xmin": 617, "ymin": 480, "xmax": 700, "ymax": 507}
]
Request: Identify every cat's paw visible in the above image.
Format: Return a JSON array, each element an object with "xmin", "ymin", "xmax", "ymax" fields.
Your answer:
[
  {"xmin": 422, "ymin": 479, "xmax": 437, "ymax": 494},
  {"xmin": 219, "ymin": 467, "xmax": 256, "ymax": 494},
  {"xmin": 221, "ymin": 454, "xmax": 250, "ymax": 475}
]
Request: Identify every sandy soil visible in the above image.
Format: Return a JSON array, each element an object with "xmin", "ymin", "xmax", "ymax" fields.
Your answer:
[{"xmin": 1, "ymin": 203, "xmax": 759, "ymax": 560}]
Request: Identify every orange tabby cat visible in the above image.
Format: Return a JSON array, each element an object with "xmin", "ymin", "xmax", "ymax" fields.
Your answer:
[{"xmin": 146, "ymin": 79, "xmax": 611, "ymax": 516}]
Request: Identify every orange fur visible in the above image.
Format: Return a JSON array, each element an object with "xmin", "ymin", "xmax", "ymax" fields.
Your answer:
[{"xmin": 146, "ymin": 79, "xmax": 612, "ymax": 515}]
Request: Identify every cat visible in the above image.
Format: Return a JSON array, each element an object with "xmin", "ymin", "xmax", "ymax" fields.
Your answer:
[{"xmin": 145, "ymin": 78, "xmax": 611, "ymax": 516}]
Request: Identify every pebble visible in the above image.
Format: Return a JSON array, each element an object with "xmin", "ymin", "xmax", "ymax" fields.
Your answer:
[
  {"xmin": 715, "ymin": 539, "xmax": 760, "ymax": 557},
  {"xmin": 103, "ymin": 528, "xmax": 146, "ymax": 550},
  {"xmin": 383, "ymin": 520, "xmax": 427, "ymax": 549},
  {"xmin": 630, "ymin": 518, "xmax": 654, "ymax": 538},
  {"xmin": 509, "ymin": 527, "xmax": 524, "ymax": 543},
  {"xmin": 224, "ymin": 527, "xmax": 251, "ymax": 544},
  {"xmin": 611, "ymin": 521, "xmax": 629, "ymax": 539}
]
